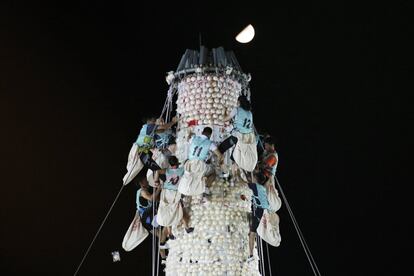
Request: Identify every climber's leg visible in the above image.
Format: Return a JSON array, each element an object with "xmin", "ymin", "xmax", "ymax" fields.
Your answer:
[
  {"xmin": 248, "ymin": 232, "xmax": 256, "ymax": 258},
  {"xmin": 140, "ymin": 151, "xmax": 161, "ymax": 171},
  {"xmin": 218, "ymin": 135, "xmax": 238, "ymax": 154}
]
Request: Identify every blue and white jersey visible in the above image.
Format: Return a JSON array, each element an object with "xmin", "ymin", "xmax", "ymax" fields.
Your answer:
[
  {"xmin": 135, "ymin": 124, "xmax": 157, "ymax": 147},
  {"xmin": 188, "ymin": 135, "xmax": 214, "ymax": 161},
  {"xmin": 163, "ymin": 167, "xmax": 184, "ymax": 191},
  {"xmin": 248, "ymin": 183, "xmax": 270, "ymax": 210},
  {"xmin": 233, "ymin": 107, "xmax": 253, "ymax": 134}
]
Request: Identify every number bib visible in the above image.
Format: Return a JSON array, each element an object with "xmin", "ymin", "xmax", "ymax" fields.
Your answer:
[
  {"xmin": 234, "ymin": 107, "xmax": 253, "ymax": 134},
  {"xmin": 188, "ymin": 136, "xmax": 212, "ymax": 161},
  {"xmin": 164, "ymin": 167, "xmax": 184, "ymax": 190}
]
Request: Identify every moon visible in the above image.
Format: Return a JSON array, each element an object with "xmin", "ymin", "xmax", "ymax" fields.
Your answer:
[{"xmin": 236, "ymin": 24, "xmax": 255, "ymax": 43}]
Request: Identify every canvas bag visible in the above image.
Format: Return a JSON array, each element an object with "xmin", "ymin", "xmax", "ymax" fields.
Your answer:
[
  {"xmin": 123, "ymin": 143, "xmax": 144, "ymax": 185},
  {"xmin": 156, "ymin": 189, "xmax": 183, "ymax": 227},
  {"xmin": 178, "ymin": 160, "xmax": 206, "ymax": 196},
  {"xmin": 257, "ymin": 209, "xmax": 281, "ymax": 247},
  {"xmin": 266, "ymin": 181, "xmax": 282, "ymax": 212},
  {"xmin": 122, "ymin": 212, "xmax": 149, "ymax": 251},
  {"xmin": 232, "ymin": 132, "xmax": 258, "ymax": 172}
]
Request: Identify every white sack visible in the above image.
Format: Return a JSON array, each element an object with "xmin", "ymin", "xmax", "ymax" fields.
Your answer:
[
  {"xmin": 178, "ymin": 160, "xmax": 207, "ymax": 196},
  {"xmin": 257, "ymin": 209, "xmax": 281, "ymax": 247},
  {"xmin": 123, "ymin": 143, "xmax": 144, "ymax": 185},
  {"xmin": 156, "ymin": 189, "xmax": 183, "ymax": 227},
  {"xmin": 266, "ymin": 182, "xmax": 282, "ymax": 212},
  {"xmin": 233, "ymin": 132, "xmax": 258, "ymax": 172},
  {"xmin": 122, "ymin": 212, "xmax": 149, "ymax": 251}
]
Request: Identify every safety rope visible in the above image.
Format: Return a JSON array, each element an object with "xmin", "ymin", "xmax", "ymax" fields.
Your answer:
[
  {"xmin": 265, "ymin": 242, "xmax": 273, "ymax": 276},
  {"xmin": 257, "ymin": 235, "xmax": 262, "ymax": 276},
  {"xmin": 73, "ymin": 162, "xmax": 135, "ymax": 276},
  {"xmin": 256, "ymin": 234, "xmax": 263, "ymax": 275},
  {"xmin": 156, "ymin": 227, "xmax": 161, "ymax": 276},
  {"xmin": 152, "ymin": 196, "xmax": 155, "ymax": 276},
  {"xmin": 259, "ymin": 236, "xmax": 266, "ymax": 276},
  {"xmin": 163, "ymin": 85, "xmax": 176, "ymax": 123},
  {"xmin": 274, "ymin": 176, "xmax": 322, "ymax": 276}
]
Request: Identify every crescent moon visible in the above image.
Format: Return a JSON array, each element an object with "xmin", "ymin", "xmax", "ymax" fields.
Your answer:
[{"xmin": 235, "ymin": 24, "xmax": 255, "ymax": 43}]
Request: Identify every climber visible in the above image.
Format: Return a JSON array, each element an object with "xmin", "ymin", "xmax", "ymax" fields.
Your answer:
[
  {"xmin": 154, "ymin": 156, "xmax": 194, "ymax": 247},
  {"xmin": 146, "ymin": 135, "xmax": 177, "ymax": 187},
  {"xmin": 136, "ymin": 178, "xmax": 161, "ymax": 231},
  {"xmin": 178, "ymin": 127, "xmax": 223, "ymax": 196},
  {"xmin": 218, "ymin": 95, "xmax": 258, "ymax": 179},
  {"xmin": 188, "ymin": 127, "xmax": 222, "ymax": 161},
  {"xmin": 247, "ymin": 171, "xmax": 271, "ymax": 262},
  {"xmin": 135, "ymin": 116, "xmax": 178, "ymax": 171},
  {"xmin": 135, "ymin": 177, "xmax": 167, "ymax": 259},
  {"xmin": 259, "ymin": 136, "xmax": 279, "ymax": 185},
  {"xmin": 154, "ymin": 156, "xmax": 183, "ymax": 191},
  {"xmin": 218, "ymin": 95, "xmax": 254, "ymax": 155},
  {"xmin": 123, "ymin": 116, "xmax": 178, "ymax": 187}
]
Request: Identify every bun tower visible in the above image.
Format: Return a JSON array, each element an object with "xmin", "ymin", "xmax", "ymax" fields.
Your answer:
[{"xmin": 164, "ymin": 46, "xmax": 261, "ymax": 276}]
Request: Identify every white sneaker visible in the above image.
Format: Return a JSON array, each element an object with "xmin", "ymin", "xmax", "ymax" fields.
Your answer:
[
  {"xmin": 220, "ymin": 171, "xmax": 230, "ymax": 178},
  {"xmin": 247, "ymin": 255, "xmax": 254, "ymax": 262},
  {"xmin": 159, "ymin": 243, "xmax": 169, "ymax": 250}
]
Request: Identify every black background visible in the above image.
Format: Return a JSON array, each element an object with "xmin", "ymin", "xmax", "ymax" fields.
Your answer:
[{"xmin": 0, "ymin": 1, "xmax": 411, "ymax": 275}]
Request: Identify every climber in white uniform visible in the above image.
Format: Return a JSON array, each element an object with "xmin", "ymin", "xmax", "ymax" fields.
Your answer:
[{"xmin": 178, "ymin": 127, "xmax": 223, "ymax": 196}]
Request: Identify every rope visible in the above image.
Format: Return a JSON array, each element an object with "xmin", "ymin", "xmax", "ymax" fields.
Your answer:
[
  {"xmin": 73, "ymin": 184, "xmax": 125, "ymax": 276},
  {"xmin": 163, "ymin": 85, "xmax": 175, "ymax": 123},
  {"xmin": 260, "ymin": 236, "xmax": 266, "ymax": 276},
  {"xmin": 274, "ymin": 176, "xmax": 322, "ymax": 276},
  {"xmin": 265, "ymin": 242, "xmax": 273, "ymax": 276},
  {"xmin": 257, "ymin": 235, "xmax": 262, "ymax": 275},
  {"xmin": 156, "ymin": 227, "xmax": 161, "ymax": 276},
  {"xmin": 152, "ymin": 191, "xmax": 156, "ymax": 276}
]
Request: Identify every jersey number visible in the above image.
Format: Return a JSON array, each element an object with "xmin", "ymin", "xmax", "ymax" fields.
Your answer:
[
  {"xmin": 243, "ymin": 118, "xmax": 252, "ymax": 128},
  {"xmin": 192, "ymin": 146, "xmax": 204, "ymax": 157},
  {"xmin": 170, "ymin": 176, "xmax": 180, "ymax": 185}
]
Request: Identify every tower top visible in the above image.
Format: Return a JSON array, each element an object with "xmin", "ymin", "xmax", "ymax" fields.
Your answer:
[
  {"xmin": 176, "ymin": 45, "xmax": 243, "ymax": 72},
  {"xmin": 167, "ymin": 46, "xmax": 251, "ymax": 87}
]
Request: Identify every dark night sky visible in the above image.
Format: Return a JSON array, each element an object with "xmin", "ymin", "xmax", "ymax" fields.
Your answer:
[{"xmin": 0, "ymin": 1, "xmax": 411, "ymax": 275}]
